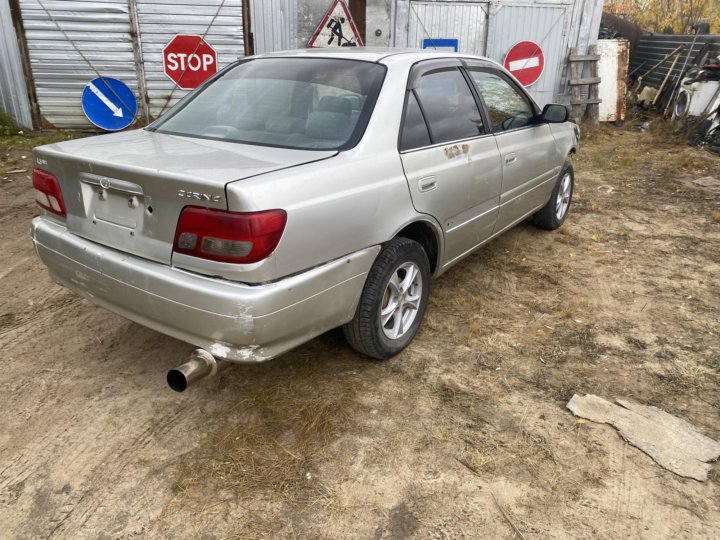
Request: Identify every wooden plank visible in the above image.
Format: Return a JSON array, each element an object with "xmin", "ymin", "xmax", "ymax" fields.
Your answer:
[
  {"xmin": 587, "ymin": 45, "xmax": 600, "ymax": 126},
  {"xmin": 570, "ymin": 98, "xmax": 602, "ymax": 105},
  {"xmin": 569, "ymin": 77, "xmax": 601, "ymax": 85},
  {"xmin": 569, "ymin": 55, "xmax": 600, "ymax": 62},
  {"xmin": 569, "ymin": 48, "xmax": 583, "ymax": 124}
]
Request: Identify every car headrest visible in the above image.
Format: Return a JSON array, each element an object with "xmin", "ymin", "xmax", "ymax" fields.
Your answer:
[{"xmin": 317, "ymin": 96, "xmax": 352, "ymax": 116}]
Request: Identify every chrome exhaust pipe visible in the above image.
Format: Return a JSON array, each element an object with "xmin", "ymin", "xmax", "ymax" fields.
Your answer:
[{"xmin": 167, "ymin": 349, "xmax": 228, "ymax": 392}]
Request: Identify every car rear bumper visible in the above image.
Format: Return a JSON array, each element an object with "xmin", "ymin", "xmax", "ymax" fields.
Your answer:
[{"xmin": 31, "ymin": 217, "xmax": 379, "ymax": 362}]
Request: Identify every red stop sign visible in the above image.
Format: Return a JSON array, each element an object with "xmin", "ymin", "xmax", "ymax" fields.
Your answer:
[
  {"xmin": 163, "ymin": 35, "xmax": 218, "ymax": 90},
  {"xmin": 504, "ymin": 41, "xmax": 545, "ymax": 87}
]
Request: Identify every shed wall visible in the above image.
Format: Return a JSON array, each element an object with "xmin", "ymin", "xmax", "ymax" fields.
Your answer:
[
  {"xmin": 0, "ymin": 0, "xmax": 33, "ymax": 128},
  {"xmin": 250, "ymin": 0, "xmax": 297, "ymax": 53}
]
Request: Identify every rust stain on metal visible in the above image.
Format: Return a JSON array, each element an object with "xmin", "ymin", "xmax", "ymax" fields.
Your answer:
[
  {"xmin": 444, "ymin": 144, "xmax": 469, "ymax": 159},
  {"xmin": 616, "ymin": 40, "xmax": 629, "ymax": 122}
]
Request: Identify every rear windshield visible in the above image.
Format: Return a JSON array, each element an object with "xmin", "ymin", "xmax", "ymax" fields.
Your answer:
[{"xmin": 150, "ymin": 58, "xmax": 386, "ymax": 151}]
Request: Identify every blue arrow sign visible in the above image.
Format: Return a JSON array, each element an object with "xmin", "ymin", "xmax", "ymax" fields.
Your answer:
[{"xmin": 81, "ymin": 77, "xmax": 137, "ymax": 131}]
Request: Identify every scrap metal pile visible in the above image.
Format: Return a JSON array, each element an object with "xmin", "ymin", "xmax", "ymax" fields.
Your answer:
[{"xmin": 630, "ymin": 39, "xmax": 720, "ymax": 154}]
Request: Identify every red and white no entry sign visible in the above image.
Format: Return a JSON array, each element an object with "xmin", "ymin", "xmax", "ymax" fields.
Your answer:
[
  {"xmin": 504, "ymin": 40, "xmax": 545, "ymax": 87},
  {"xmin": 163, "ymin": 35, "xmax": 218, "ymax": 90}
]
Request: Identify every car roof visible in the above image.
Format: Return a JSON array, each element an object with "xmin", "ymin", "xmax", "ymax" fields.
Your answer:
[{"xmin": 251, "ymin": 47, "xmax": 494, "ymax": 66}]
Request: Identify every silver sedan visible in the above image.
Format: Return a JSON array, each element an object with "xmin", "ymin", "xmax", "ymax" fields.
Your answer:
[{"xmin": 31, "ymin": 48, "xmax": 578, "ymax": 390}]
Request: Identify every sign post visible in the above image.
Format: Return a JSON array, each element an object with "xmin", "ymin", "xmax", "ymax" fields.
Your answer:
[
  {"xmin": 163, "ymin": 35, "xmax": 218, "ymax": 90},
  {"xmin": 81, "ymin": 77, "xmax": 137, "ymax": 131},
  {"xmin": 504, "ymin": 41, "xmax": 545, "ymax": 87}
]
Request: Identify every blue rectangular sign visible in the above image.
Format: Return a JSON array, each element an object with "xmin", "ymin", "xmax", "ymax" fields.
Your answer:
[{"xmin": 421, "ymin": 38, "xmax": 459, "ymax": 52}]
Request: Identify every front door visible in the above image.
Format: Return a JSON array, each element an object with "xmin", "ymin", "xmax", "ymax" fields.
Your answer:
[{"xmin": 465, "ymin": 66, "xmax": 559, "ymax": 233}]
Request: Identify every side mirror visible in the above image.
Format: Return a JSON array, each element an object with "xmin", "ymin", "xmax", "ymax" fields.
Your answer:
[{"xmin": 542, "ymin": 103, "xmax": 569, "ymax": 123}]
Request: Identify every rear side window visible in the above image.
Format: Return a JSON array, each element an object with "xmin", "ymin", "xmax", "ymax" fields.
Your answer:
[
  {"xmin": 400, "ymin": 92, "xmax": 431, "ymax": 151},
  {"xmin": 468, "ymin": 70, "xmax": 536, "ymax": 133},
  {"xmin": 414, "ymin": 68, "xmax": 484, "ymax": 144}
]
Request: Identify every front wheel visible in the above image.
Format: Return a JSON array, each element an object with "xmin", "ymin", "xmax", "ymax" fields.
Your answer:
[
  {"xmin": 533, "ymin": 162, "xmax": 574, "ymax": 230},
  {"xmin": 344, "ymin": 237, "xmax": 431, "ymax": 360}
]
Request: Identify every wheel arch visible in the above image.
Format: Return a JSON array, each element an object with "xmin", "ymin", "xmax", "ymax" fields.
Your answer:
[{"xmin": 393, "ymin": 218, "xmax": 443, "ymax": 276}]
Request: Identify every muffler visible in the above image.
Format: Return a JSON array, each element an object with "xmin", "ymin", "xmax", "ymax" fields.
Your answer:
[{"xmin": 167, "ymin": 349, "xmax": 229, "ymax": 392}]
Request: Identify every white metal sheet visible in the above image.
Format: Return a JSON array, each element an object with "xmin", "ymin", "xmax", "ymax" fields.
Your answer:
[{"xmin": 597, "ymin": 39, "xmax": 628, "ymax": 122}]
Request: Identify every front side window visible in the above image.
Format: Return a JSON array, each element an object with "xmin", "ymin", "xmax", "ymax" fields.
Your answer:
[
  {"xmin": 150, "ymin": 58, "xmax": 386, "ymax": 150},
  {"xmin": 469, "ymin": 70, "xmax": 536, "ymax": 133},
  {"xmin": 413, "ymin": 68, "xmax": 484, "ymax": 144}
]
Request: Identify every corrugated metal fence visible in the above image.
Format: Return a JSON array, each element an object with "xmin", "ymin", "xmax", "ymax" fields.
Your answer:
[
  {"xmin": 19, "ymin": 0, "xmax": 140, "ymax": 129},
  {"xmin": 137, "ymin": 0, "xmax": 244, "ymax": 118},
  {"xmin": 0, "ymin": 0, "xmax": 32, "ymax": 128},
  {"xmin": 630, "ymin": 34, "xmax": 720, "ymax": 89},
  {"xmin": 7, "ymin": 0, "xmax": 244, "ymax": 130},
  {"xmin": 406, "ymin": 2, "xmax": 489, "ymax": 56}
]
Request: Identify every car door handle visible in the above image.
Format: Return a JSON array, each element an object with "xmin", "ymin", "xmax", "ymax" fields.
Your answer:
[
  {"xmin": 505, "ymin": 153, "xmax": 518, "ymax": 165},
  {"xmin": 418, "ymin": 176, "xmax": 437, "ymax": 192}
]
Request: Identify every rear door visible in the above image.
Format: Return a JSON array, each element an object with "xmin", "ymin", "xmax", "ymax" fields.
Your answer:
[
  {"xmin": 399, "ymin": 60, "xmax": 502, "ymax": 267},
  {"xmin": 465, "ymin": 65, "xmax": 559, "ymax": 233}
]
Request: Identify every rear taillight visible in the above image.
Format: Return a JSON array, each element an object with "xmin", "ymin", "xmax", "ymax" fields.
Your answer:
[
  {"xmin": 32, "ymin": 168, "xmax": 66, "ymax": 217},
  {"xmin": 173, "ymin": 206, "xmax": 287, "ymax": 264}
]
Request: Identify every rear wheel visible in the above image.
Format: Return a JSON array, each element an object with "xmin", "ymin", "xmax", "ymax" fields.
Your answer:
[
  {"xmin": 533, "ymin": 162, "xmax": 574, "ymax": 230},
  {"xmin": 344, "ymin": 237, "xmax": 430, "ymax": 360}
]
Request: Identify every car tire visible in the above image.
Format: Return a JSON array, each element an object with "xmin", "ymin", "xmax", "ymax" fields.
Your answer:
[
  {"xmin": 344, "ymin": 237, "xmax": 431, "ymax": 360},
  {"xmin": 533, "ymin": 162, "xmax": 574, "ymax": 230}
]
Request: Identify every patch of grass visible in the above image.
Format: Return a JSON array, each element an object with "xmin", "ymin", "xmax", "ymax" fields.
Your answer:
[
  {"xmin": 461, "ymin": 426, "xmax": 556, "ymax": 483},
  {"xmin": 0, "ymin": 112, "xmax": 88, "ymax": 150},
  {"xmin": 654, "ymin": 362, "xmax": 711, "ymax": 393},
  {"xmin": 0, "ymin": 112, "xmax": 22, "ymax": 137}
]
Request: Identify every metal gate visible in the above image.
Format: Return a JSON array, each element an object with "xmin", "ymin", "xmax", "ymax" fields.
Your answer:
[
  {"xmin": 394, "ymin": 0, "xmax": 579, "ymax": 106},
  {"xmin": 486, "ymin": 2, "xmax": 572, "ymax": 106},
  {"xmin": 16, "ymin": 0, "xmax": 245, "ymax": 129}
]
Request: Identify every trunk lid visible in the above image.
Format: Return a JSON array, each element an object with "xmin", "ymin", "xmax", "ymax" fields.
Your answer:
[{"xmin": 35, "ymin": 129, "xmax": 335, "ymax": 264}]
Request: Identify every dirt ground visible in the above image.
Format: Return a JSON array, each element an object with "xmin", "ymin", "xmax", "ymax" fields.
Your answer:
[{"xmin": 1, "ymin": 121, "xmax": 718, "ymax": 539}]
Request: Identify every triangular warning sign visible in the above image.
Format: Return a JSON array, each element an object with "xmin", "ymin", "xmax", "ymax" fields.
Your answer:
[{"xmin": 307, "ymin": 0, "xmax": 364, "ymax": 48}]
